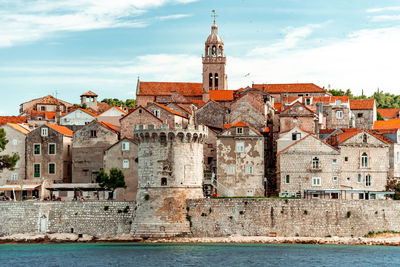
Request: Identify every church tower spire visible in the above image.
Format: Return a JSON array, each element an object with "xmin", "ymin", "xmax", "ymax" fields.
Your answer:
[{"xmin": 202, "ymin": 10, "xmax": 227, "ymax": 102}]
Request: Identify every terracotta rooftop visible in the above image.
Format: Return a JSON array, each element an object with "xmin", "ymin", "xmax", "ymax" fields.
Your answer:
[
  {"xmin": 374, "ymin": 119, "xmax": 400, "ymax": 130},
  {"xmin": 253, "ymin": 83, "xmax": 327, "ymax": 94},
  {"xmin": 6, "ymin": 123, "xmax": 30, "ymax": 135},
  {"xmin": 120, "ymin": 106, "xmax": 164, "ymax": 123},
  {"xmin": 222, "ymin": 120, "xmax": 262, "ymax": 136},
  {"xmin": 280, "ymin": 101, "xmax": 316, "ymax": 114},
  {"xmin": 80, "ymin": 91, "xmax": 98, "ymax": 97},
  {"xmin": 35, "ymin": 95, "xmax": 68, "ymax": 105},
  {"xmin": 46, "ymin": 124, "xmax": 73, "ymax": 137},
  {"xmin": 209, "ymin": 90, "xmax": 235, "ymax": 101},
  {"xmin": 190, "ymin": 100, "xmax": 206, "ymax": 107},
  {"xmin": 27, "ymin": 110, "xmax": 67, "ymax": 120},
  {"xmin": 139, "ymin": 82, "xmax": 203, "ymax": 97},
  {"xmin": 274, "ymin": 103, "xmax": 282, "ymax": 112},
  {"xmin": 98, "ymin": 121, "xmax": 120, "ymax": 134},
  {"xmin": 332, "ymin": 128, "xmax": 392, "ymax": 145},
  {"xmin": 377, "ymin": 108, "xmax": 400, "ymax": 119},
  {"xmin": 349, "ymin": 99, "xmax": 375, "ymax": 110},
  {"xmin": 279, "ymin": 134, "xmax": 338, "ymax": 154},
  {"xmin": 0, "ymin": 116, "xmax": 27, "ymax": 126},
  {"xmin": 153, "ymin": 102, "xmax": 188, "ymax": 118}
]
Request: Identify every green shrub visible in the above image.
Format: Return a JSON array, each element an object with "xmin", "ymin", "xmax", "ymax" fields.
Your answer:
[
  {"xmin": 144, "ymin": 194, "xmax": 150, "ymax": 201},
  {"xmin": 347, "ymin": 211, "xmax": 351, "ymax": 218},
  {"xmin": 104, "ymin": 206, "xmax": 109, "ymax": 211}
]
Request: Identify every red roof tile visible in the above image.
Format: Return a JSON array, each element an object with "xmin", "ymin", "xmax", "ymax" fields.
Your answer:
[
  {"xmin": 280, "ymin": 101, "xmax": 316, "ymax": 114},
  {"xmin": 253, "ymin": 83, "xmax": 327, "ymax": 93},
  {"xmin": 153, "ymin": 102, "xmax": 188, "ymax": 118},
  {"xmin": 98, "ymin": 121, "xmax": 121, "ymax": 134},
  {"xmin": 350, "ymin": 99, "xmax": 375, "ymax": 110},
  {"xmin": 377, "ymin": 108, "xmax": 400, "ymax": 119},
  {"xmin": 80, "ymin": 91, "xmax": 98, "ymax": 97},
  {"xmin": 374, "ymin": 119, "xmax": 400, "ymax": 129},
  {"xmin": 0, "ymin": 116, "xmax": 27, "ymax": 126},
  {"xmin": 46, "ymin": 124, "xmax": 73, "ymax": 137},
  {"xmin": 6, "ymin": 123, "xmax": 30, "ymax": 135},
  {"xmin": 139, "ymin": 82, "xmax": 202, "ymax": 97},
  {"xmin": 209, "ymin": 90, "xmax": 235, "ymax": 101},
  {"xmin": 279, "ymin": 134, "xmax": 338, "ymax": 153},
  {"xmin": 221, "ymin": 121, "xmax": 262, "ymax": 136},
  {"xmin": 274, "ymin": 103, "xmax": 282, "ymax": 112}
]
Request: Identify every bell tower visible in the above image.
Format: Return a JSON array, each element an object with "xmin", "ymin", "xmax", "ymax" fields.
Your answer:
[{"xmin": 202, "ymin": 10, "xmax": 227, "ymax": 102}]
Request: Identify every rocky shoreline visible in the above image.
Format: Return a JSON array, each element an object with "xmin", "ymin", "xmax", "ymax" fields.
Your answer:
[{"xmin": 2, "ymin": 234, "xmax": 400, "ymax": 246}]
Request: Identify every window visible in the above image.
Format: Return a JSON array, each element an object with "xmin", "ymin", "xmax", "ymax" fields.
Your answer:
[
  {"xmin": 246, "ymin": 189, "xmax": 254, "ymax": 196},
  {"xmin": 212, "ymin": 45, "xmax": 216, "ymax": 56},
  {"xmin": 67, "ymin": 145, "xmax": 71, "ymax": 156},
  {"xmin": 34, "ymin": 164, "xmax": 40, "ymax": 178},
  {"xmin": 161, "ymin": 177, "xmax": 167, "ymax": 186},
  {"xmin": 49, "ymin": 163, "xmax": 56, "ymax": 174},
  {"xmin": 285, "ymin": 175, "xmax": 290, "ymax": 184},
  {"xmin": 209, "ymin": 73, "xmax": 213, "ymax": 87},
  {"xmin": 292, "ymin": 132, "xmax": 301, "ymax": 141},
  {"xmin": 335, "ymin": 100, "xmax": 342, "ymax": 105},
  {"xmin": 345, "ymin": 157, "xmax": 348, "ymax": 162},
  {"xmin": 312, "ymin": 157, "xmax": 319, "ymax": 169},
  {"xmin": 359, "ymin": 193, "xmax": 364, "ymax": 200},
  {"xmin": 11, "ymin": 173, "xmax": 18, "ymax": 180},
  {"xmin": 139, "ymin": 109, "xmax": 142, "ymax": 114},
  {"xmin": 362, "ymin": 134, "xmax": 367, "ymax": 143},
  {"xmin": 312, "ymin": 177, "xmax": 321, "ymax": 186},
  {"xmin": 361, "ymin": 152, "xmax": 368, "ymax": 168},
  {"xmin": 236, "ymin": 142, "xmax": 244, "ymax": 152},
  {"xmin": 305, "ymin": 98, "xmax": 311, "ymax": 105},
  {"xmin": 357, "ymin": 113, "xmax": 363, "ymax": 118},
  {"xmin": 228, "ymin": 165, "xmax": 235, "ymax": 175},
  {"xmin": 12, "ymin": 139, "xmax": 18, "ymax": 146},
  {"xmin": 397, "ymin": 152, "xmax": 400, "ymax": 163},
  {"xmin": 90, "ymin": 130, "xmax": 97, "ymax": 138},
  {"xmin": 347, "ymin": 177, "xmax": 350, "ymax": 182},
  {"xmin": 236, "ymin": 127, "xmax": 243, "ymax": 134},
  {"xmin": 293, "ymin": 119, "xmax": 298, "ymax": 123},
  {"xmin": 357, "ymin": 174, "xmax": 361, "ymax": 183},
  {"xmin": 123, "ymin": 159, "xmax": 129, "ymax": 169},
  {"xmin": 215, "ymin": 73, "xmax": 219, "ymax": 88},
  {"xmin": 41, "ymin": 106, "xmax": 46, "ymax": 111},
  {"xmin": 41, "ymin": 128, "xmax": 48, "ymax": 137},
  {"xmin": 332, "ymin": 159, "xmax": 337, "ymax": 164},
  {"xmin": 34, "ymin": 144, "xmax": 41, "ymax": 155},
  {"xmin": 246, "ymin": 165, "xmax": 254, "ymax": 174},
  {"xmin": 332, "ymin": 176, "xmax": 338, "ymax": 182},
  {"xmin": 153, "ymin": 110, "xmax": 160, "ymax": 118},
  {"xmin": 48, "ymin": 143, "xmax": 56, "ymax": 155},
  {"xmin": 122, "ymin": 142, "xmax": 130, "ymax": 151},
  {"xmin": 366, "ymin": 175, "xmax": 371, "ymax": 186},
  {"xmin": 336, "ymin": 111, "xmax": 343, "ymax": 119}
]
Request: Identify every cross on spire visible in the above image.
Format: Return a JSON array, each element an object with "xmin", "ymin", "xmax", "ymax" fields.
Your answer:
[{"xmin": 211, "ymin": 10, "xmax": 217, "ymax": 25}]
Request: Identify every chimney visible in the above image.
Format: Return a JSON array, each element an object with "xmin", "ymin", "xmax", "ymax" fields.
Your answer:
[{"xmin": 55, "ymin": 105, "xmax": 62, "ymax": 125}]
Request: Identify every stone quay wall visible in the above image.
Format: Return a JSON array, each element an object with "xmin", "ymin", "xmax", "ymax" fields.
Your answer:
[
  {"xmin": 0, "ymin": 202, "xmax": 135, "ymax": 238},
  {"xmin": 187, "ymin": 198, "xmax": 400, "ymax": 237}
]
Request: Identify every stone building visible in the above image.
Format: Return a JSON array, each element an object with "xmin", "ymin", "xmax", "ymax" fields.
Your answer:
[
  {"xmin": 26, "ymin": 124, "xmax": 73, "ymax": 183},
  {"xmin": 374, "ymin": 129, "xmax": 400, "ymax": 180},
  {"xmin": 377, "ymin": 108, "xmax": 400, "ymax": 120},
  {"xmin": 72, "ymin": 120, "xmax": 119, "ymax": 183},
  {"xmin": 333, "ymin": 129, "xmax": 391, "ymax": 199},
  {"xmin": 132, "ymin": 124, "xmax": 207, "ymax": 237},
  {"xmin": 216, "ymin": 121, "xmax": 265, "ymax": 196},
  {"xmin": 277, "ymin": 126, "xmax": 310, "ymax": 153},
  {"xmin": 96, "ymin": 106, "xmax": 127, "ymax": 126},
  {"xmin": 146, "ymin": 102, "xmax": 188, "ymax": 129},
  {"xmin": 104, "ymin": 137, "xmax": 138, "ymax": 201},
  {"xmin": 19, "ymin": 95, "xmax": 72, "ymax": 114},
  {"xmin": 120, "ymin": 106, "xmax": 164, "ymax": 139},
  {"xmin": 350, "ymin": 99, "xmax": 376, "ymax": 129},
  {"xmin": 195, "ymin": 100, "xmax": 226, "ymax": 129},
  {"xmin": 0, "ymin": 123, "xmax": 30, "ymax": 184},
  {"xmin": 279, "ymin": 101, "xmax": 319, "ymax": 134},
  {"xmin": 60, "ymin": 108, "xmax": 97, "ymax": 127},
  {"xmin": 277, "ymin": 134, "xmax": 340, "ymax": 198}
]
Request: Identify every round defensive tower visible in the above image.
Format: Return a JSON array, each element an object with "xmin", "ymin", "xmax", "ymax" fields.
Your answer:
[{"xmin": 131, "ymin": 124, "xmax": 208, "ymax": 237}]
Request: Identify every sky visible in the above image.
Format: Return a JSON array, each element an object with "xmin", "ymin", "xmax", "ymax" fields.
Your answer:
[{"xmin": 1, "ymin": 0, "xmax": 400, "ymax": 115}]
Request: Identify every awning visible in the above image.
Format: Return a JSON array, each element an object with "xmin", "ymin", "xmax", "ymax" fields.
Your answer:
[
  {"xmin": 0, "ymin": 184, "xmax": 40, "ymax": 191},
  {"xmin": 305, "ymin": 190, "xmax": 342, "ymax": 194},
  {"xmin": 46, "ymin": 183, "xmax": 106, "ymax": 191}
]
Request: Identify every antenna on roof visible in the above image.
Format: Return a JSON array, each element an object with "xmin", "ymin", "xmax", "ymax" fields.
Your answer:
[{"xmin": 55, "ymin": 90, "xmax": 59, "ymax": 100}]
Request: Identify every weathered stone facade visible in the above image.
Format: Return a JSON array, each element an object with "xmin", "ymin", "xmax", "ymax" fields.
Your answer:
[
  {"xmin": 132, "ymin": 124, "xmax": 207, "ymax": 237},
  {"xmin": 120, "ymin": 106, "xmax": 163, "ymax": 139},
  {"xmin": 72, "ymin": 121, "xmax": 119, "ymax": 183},
  {"xmin": 216, "ymin": 122, "xmax": 265, "ymax": 196},
  {"xmin": 104, "ymin": 137, "xmax": 138, "ymax": 201},
  {"xmin": 279, "ymin": 102, "xmax": 318, "ymax": 134},
  {"xmin": 146, "ymin": 103, "xmax": 188, "ymax": 129},
  {"xmin": 195, "ymin": 100, "xmax": 226, "ymax": 129},
  {"xmin": 26, "ymin": 124, "xmax": 72, "ymax": 183}
]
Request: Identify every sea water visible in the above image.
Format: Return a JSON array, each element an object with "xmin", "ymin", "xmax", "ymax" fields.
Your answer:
[{"xmin": 0, "ymin": 243, "xmax": 399, "ymax": 266}]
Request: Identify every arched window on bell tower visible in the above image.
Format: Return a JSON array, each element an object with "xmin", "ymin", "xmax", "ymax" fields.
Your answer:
[
  {"xmin": 209, "ymin": 73, "xmax": 213, "ymax": 88},
  {"xmin": 215, "ymin": 73, "xmax": 219, "ymax": 89},
  {"xmin": 206, "ymin": 46, "xmax": 209, "ymax": 56},
  {"xmin": 219, "ymin": 46, "xmax": 222, "ymax": 56},
  {"xmin": 212, "ymin": 45, "xmax": 216, "ymax": 57}
]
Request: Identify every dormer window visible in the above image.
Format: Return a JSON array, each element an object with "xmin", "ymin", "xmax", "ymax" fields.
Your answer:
[
  {"xmin": 236, "ymin": 127, "xmax": 243, "ymax": 134},
  {"xmin": 90, "ymin": 130, "xmax": 97, "ymax": 138},
  {"xmin": 153, "ymin": 110, "xmax": 160, "ymax": 118},
  {"xmin": 305, "ymin": 98, "xmax": 311, "ymax": 105},
  {"xmin": 292, "ymin": 132, "xmax": 301, "ymax": 141},
  {"xmin": 41, "ymin": 128, "xmax": 48, "ymax": 137}
]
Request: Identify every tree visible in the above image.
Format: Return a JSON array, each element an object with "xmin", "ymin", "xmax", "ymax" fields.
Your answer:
[
  {"xmin": 96, "ymin": 168, "xmax": 126, "ymax": 198},
  {"xmin": 101, "ymin": 98, "xmax": 136, "ymax": 108},
  {"xmin": 386, "ymin": 179, "xmax": 400, "ymax": 200},
  {"xmin": 0, "ymin": 128, "xmax": 20, "ymax": 171}
]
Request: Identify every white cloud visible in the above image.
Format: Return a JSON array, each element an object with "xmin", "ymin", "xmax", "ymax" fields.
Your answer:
[
  {"xmin": 370, "ymin": 15, "xmax": 400, "ymax": 22},
  {"xmin": 0, "ymin": 0, "xmax": 195, "ymax": 47},
  {"xmin": 248, "ymin": 24, "xmax": 323, "ymax": 57},
  {"xmin": 366, "ymin": 6, "xmax": 400, "ymax": 13},
  {"xmin": 157, "ymin": 14, "xmax": 192, "ymax": 21}
]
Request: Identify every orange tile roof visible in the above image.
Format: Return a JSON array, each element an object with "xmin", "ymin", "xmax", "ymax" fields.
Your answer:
[
  {"xmin": 0, "ymin": 116, "xmax": 27, "ymax": 126},
  {"xmin": 46, "ymin": 124, "xmax": 73, "ymax": 137},
  {"xmin": 98, "ymin": 121, "xmax": 121, "ymax": 134},
  {"xmin": 274, "ymin": 103, "xmax": 282, "ymax": 112},
  {"xmin": 221, "ymin": 121, "xmax": 262, "ymax": 136},
  {"xmin": 335, "ymin": 129, "xmax": 362, "ymax": 144},
  {"xmin": 6, "ymin": 123, "xmax": 30, "ymax": 135},
  {"xmin": 209, "ymin": 90, "xmax": 235, "ymax": 101},
  {"xmin": 139, "ymin": 82, "xmax": 203, "ymax": 97},
  {"xmin": 80, "ymin": 91, "xmax": 98, "ymax": 97},
  {"xmin": 190, "ymin": 100, "xmax": 206, "ymax": 107},
  {"xmin": 77, "ymin": 108, "xmax": 98, "ymax": 117},
  {"xmin": 96, "ymin": 102, "xmax": 111, "ymax": 113},
  {"xmin": 253, "ymin": 83, "xmax": 327, "ymax": 93},
  {"xmin": 153, "ymin": 102, "xmax": 188, "ymax": 118},
  {"xmin": 350, "ymin": 99, "xmax": 375, "ymax": 110},
  {"xmin": 36, "ymin": 95, "xmax": 66, "ymax": 105},
  {"xmin": 377, "ymin": 108, "xmax": 400, "ymax": 119},
  {"xmin": 374, "ymin": 119, "xmax": 400, "ymax": 130},
  {"xmin": 113, "ymin": 106, "xmax": 128, "ymax": 114},
  {"xmin": 280, "ymin": 101, "xmax": 316, "ymax": 114},
  {"xmin": 279, "ymin": 134, "xmax": 338, "ymax": 153},
  {"xmin": 119, "ymin": 105, "xmax": 164, "ymax": 123}
]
